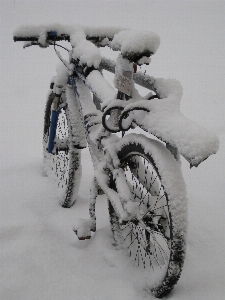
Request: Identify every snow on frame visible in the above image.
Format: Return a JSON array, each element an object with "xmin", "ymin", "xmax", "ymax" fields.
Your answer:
[
  {"xmin": 87, "ymin": 70, "xmax": 117, "ymax": 106},
  {"xmin": 55, "ymin": 62, "xmax": 219, "ymax": 168},
  {"xmin": 72, "ymin": 39, "xmax": 101, "ymax": 69},
  {"xmin": 140, "ymin": 100, "xmax": 220, "ymax": 167},
  {"xmin": 119, "ymin": 78, "xmax": 219, "ymax": 167}
]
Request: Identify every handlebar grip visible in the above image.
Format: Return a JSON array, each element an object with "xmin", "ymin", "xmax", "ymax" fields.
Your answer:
[
  {"xmin": 13, "ymin": 36, "xmax": 38, "ymax": 42},
  {"xmin": 13, "ymin": 33, "xmax": 70, "ymax": 42}
]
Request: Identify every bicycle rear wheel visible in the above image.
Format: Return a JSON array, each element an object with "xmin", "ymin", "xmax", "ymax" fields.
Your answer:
[
  {"xmin": 43, "ymin": 90, "xmax": 82, "ymax": 207},
  {"xmin": 108, "ymin": 140, "xmax": 187, "ymax": 298}
]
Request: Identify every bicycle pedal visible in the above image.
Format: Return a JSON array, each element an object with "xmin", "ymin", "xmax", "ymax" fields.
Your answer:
[
  {"xmin": 73, "ymin": 218, "xmax": 95, "ymax": 240},
  {"xmin": 78, "ymin": 235, "xmax": 91, "ymax": 240},
  {"xmin": 73, "ymin": 229, "xmax": 92, "ymax": 240}
]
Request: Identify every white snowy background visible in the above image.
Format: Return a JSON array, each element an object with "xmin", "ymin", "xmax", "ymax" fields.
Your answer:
[{"xmin": 1, "ymin": 1, "xmax": 225, "ymax": 299}]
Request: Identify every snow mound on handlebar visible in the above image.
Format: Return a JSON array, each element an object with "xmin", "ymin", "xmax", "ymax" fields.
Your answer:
[
  {"xmin": 72, "ymin": 39, "xmax": 101, "ymax": 69},
  {"xmin": 14, "ymin": 24, "xmax": 160, "ymax": 68},
  {"xmin": 111, "ymin": 30, "xmax": 160, "ymax": 55},
  {"xmin": 13, "ymin": 24, "xmax": 124, "ymax": 39}
]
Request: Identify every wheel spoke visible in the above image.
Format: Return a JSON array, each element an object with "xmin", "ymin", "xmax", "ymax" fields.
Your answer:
[{"xmin": 111, "ymin": 152, "xmax": 172, "ymax": 276}]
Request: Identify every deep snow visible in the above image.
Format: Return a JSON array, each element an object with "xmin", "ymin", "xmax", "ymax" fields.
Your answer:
[{"xmin": 1, "ymin": 1, "xmax": 225, "ymax": 299}]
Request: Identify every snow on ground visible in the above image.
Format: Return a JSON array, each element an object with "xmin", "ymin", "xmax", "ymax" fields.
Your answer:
[
  {"xmin": 1, "ymin": 1, "xmax": 225, "ymax": 299},
  {"xmin": 1, "ymin": 136, "xmax": 225, "ymax": 300}
]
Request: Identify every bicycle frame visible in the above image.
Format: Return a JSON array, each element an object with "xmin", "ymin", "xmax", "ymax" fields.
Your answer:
[
  {"xmin": 48, "ymin": 46, "xmax": 219, "ymax": 227},
  {"xmin": 14, "ymin": 26, "xmax": 220, "ymax": 297}
]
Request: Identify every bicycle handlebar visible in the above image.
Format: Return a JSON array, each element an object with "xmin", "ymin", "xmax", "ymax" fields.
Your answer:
[
  {"xmin": 13, "ymin": 32, "xmax": 70, "ymax": 42},
  {"xmin": 13, "ymin": 31, "xmax": 110, "ymax": 44}
]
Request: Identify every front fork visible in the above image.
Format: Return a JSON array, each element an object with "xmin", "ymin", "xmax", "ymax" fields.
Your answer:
[{"xmin": 47, "ymin": 85, "xmax": 63, "ymax": 153}]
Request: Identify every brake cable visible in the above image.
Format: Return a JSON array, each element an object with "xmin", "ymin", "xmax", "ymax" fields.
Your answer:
[{"xmin": 53, "ymin": 41, "xmax": 70, "ymax": 69}]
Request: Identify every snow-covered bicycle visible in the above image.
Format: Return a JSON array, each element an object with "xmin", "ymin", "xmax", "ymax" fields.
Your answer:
[{"xmin": 14, "ymin": 25, "xmax": 219, "ymax": 298}]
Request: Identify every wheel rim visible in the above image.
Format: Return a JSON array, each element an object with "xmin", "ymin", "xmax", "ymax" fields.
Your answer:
[{"xmin": 119, "ymin": 153, "xmax": 172, "ymax": 286}]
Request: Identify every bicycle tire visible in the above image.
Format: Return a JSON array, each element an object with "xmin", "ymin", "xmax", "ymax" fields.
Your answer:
[
  {"xmin": 43, "ymin": 90, "xmax": 82, "ymax": 208},
  {"xmin": 108, "ymin": 140, "xmax": 187, "ymax": 298}
]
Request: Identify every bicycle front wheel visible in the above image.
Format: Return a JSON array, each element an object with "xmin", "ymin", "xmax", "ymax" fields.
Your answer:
[
  {"xmin": 108, "ymin": 139, "xmax": 187, "ymax": 298},
  {"xmin": 43, "ymin": 90, "xmax": 82, "ymax": 208}
]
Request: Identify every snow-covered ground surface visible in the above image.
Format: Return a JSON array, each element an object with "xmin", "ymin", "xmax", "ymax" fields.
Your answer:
[{"xmin": 1, "ymin": 1, "xmax": 225, "ymax": 299}]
